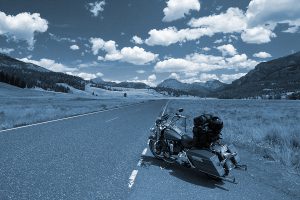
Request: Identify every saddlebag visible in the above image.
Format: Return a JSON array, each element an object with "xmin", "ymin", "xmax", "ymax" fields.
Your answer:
[{"xmin": 187, "ymin": 149, "xmax": 225, "ymax": 177}]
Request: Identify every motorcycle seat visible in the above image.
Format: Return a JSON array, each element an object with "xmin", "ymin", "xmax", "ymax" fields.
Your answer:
[{"xmin": 181, "ymin": 134, "xmax": 193, "ymax": 148}]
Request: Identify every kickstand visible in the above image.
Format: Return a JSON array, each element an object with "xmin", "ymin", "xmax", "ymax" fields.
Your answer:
[{"xmin": 236, "ymin": 164, "xmax": 247, "ymax": 171}]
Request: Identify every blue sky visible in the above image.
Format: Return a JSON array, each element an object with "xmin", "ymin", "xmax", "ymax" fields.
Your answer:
[{"xmin": 0, "ymin": 0, "xmax": 299, "ymax": 86}]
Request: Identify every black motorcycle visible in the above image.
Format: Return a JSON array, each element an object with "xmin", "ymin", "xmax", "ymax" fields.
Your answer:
[{"xmin": 148, "ymin": 108, "xmax": 247, "ymax": 183}]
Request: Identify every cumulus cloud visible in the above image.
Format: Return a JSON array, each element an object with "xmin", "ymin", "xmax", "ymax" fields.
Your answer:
[
  {"xmin": 87, "ymin": 1, "xmax": 106, "ymax": 17},
  {"xmin": 0, "ymin": 11, "xmax": 48, "ymax": 47},
  {"xmin": 179, "ymin": 72, "xmax": 246, "ymax": 83},
  {"xmin": 70, "ymin": 44, "xmax": 80, "ymax": 50},
  {"xmin": 89, "ymin": 37, "xmax": 158, "ymax": 65},
  {"xmin": 131, "ymin": 35, "xmax": 143, "ymax": 44},
  {"xmin": 0, "ymin": 47, "xmax": 14, "ymax": 54},
  {"xmin": 145, "ymin": 0, "xmax": 300, "ymax": 46},
  {"xmin": 189, "ymin": 7, "xmax": 247, "ymax": 32},
  {"xmin": 169, "ymin": 72, "xmax": 180, "ymax": 80},
  {"xmin": 145, "ymin": 27, "xmax": 213, "ymax": 46},
  {"xmin": 241, "ymin": 26, "xmax": 276, "ymax": 44},
  {"xmin": 219, "ymin": 73, "xmax": 246, "ymax": 83},
  {"xmin": 253, "ymin": 51, "xmax": 272, "ymax": 59},
  {"xmin": 162, "ymin": 0, "xmax": 200, "ymax": 22},
  {"xmin": 154, "ymin": 53, "xmax": 258, "ymax": 74},
  {"xmin": 128, "ymin": 74, "xmax": 157, "ymax": 87},
  {"xmin": 119, "ymin": 46, "xmax": 158, "ymax": 65},
  {"xmin": 66, "ymin": 71, "xmax": 103, "ymax": 80},
  {"xmin": 19, "ymin": 58, "xmax": 77, "ymax": 73},
  {"xmin": 216, "ymin": 44, "xmax": 237, "ymax": 56},
  {"xmin": 148, "ymin": 74, "xmax": 157, "ymax": 82}
]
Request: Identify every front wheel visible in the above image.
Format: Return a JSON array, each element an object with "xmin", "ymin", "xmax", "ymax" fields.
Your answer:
[{"xmin": 148, "ymin": 139, "xmax": 163, "ymax": 160}]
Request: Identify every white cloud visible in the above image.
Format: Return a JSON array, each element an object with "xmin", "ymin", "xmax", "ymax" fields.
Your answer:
[
  {"xmin": 189, "ymin": 7, "xmax": 247, "ymax": 32},
  {"xmin": 199, "ymin": 73, "xmax": 219, "ymax": 82},
  {"xmin": 119, "ymin": 46, "xmax": 158, "ymax": 65},
  {"xmin": 70, "ymin": 44, "xmax": 80, "ymax": 50},
  {"xmin": 148, "ymin": 74, "xmax": 157, "ymax": 82},
  {"xmin": 136, "ymin": 70, "xmax": 145, "ymax": 74},
  {"xmin": 144, "ymin": 0, "xmax": 300, "ymax": 47},
  {"xmin": 219, "ymin": 73, "xmax": 246, "ymax": 83},
  {"xmin": 246, "ymin": 0, "xmax": 300, "ymax": 30},
  {"xmin": 96, "ymin": 72, "xmax": 104, "ymax": 77},
  {"xmin": 87, "ymin": 1, "xmax": 106, "ymax": 17},
  {"xmin": 179, "ymin": 72, "xmax": 246, "ymax": 83},
  {"xmin": 19, "ymin": 58, "xmax": 77, "ymax": 73},
  {"xmin": 241, "ymin": 26, "xmax": 276, "ymax": 44},
  {"xmin": 90, "ymin": 37, "xmax": 158, "ymax": 65},
  {"xmin": 202, "ymin": 47, "xmax": 211, "ymax": 51},
  {"xmin": 0, "ymin": 47, "xmax": 14, "ymax": 54},
  {"xmin": 76, "ymin": 72, "xmax": 97, "ymax": 80},
  {"xmin": 66, "ymin": 71, "xmax": 103, "ymax": 80},
  {"xmin": 145, "ymin": 26, "xmax": 213, "ymax": 46},
  {"xmin": 0, "ymin": 11, "xmax": 48, "ymax": 47},
  {"xmin": 89, "ymin": 37, "xmax": 105, "ymax": 55},
  {"xmin": 78, "ymin": 61, "xmax": 99, "ymax": 68},
  {"xmin": 169, "ymin": 72, "xmax": 180, "ymax": 80},
  {"xmin": 216, "ymin": 44, "xmax": 237, "ymax": 56},
  {"xmin": 49, "ymin": 33, "xmax": 76, "ymax": 43},
  {"xmin": 214, "ymin": 39, "xmax": 223, "ymax": 44},
  {"xmin": 128, "ymin": 74, "xmax": 157, "ymax": 87},
  {"xmin": 131, "ymin": 35, "xmax": 143, "ymax": 44},
  {"xmin": 162, "ymin": 0, "xmax": 200, "ymax": 22},
  {"xmin": 253, "ymin": 51, "xmax": 272, "ymax": 59},
  {"xmin": 155, "ymin": 53, "xmax": 258, "ymax": 74}
]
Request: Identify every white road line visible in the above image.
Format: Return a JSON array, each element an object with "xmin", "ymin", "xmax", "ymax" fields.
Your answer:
[
  {"xmin": 161, "ymin": 100, "xmax": 170, "ymax": 115},
  {"xmin": 127, "ymin": 100, "xmax": 170, "ymax": 189},
  {"xmin": 128, "ymin": 170, "xmax": 138, "ymax": 189},
  {"xmin": 105, "ymin": 117, "xmax": 119, "ymax": 123},
  {"xmin": 137, "ymin": 160, "xmax": 143, "ymax": 167},
  {"xmin": 141, "ymin": 148, "xmax": 147, "ymax": 155},
  {"xmin": 0, "ymin": 102, "xmax": 145, "ymax": 133}
]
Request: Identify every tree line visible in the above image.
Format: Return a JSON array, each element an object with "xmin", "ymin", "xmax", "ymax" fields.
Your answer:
[{"xmin": 0, "ymin": 71, "xmax": 26, "ymax": 88}]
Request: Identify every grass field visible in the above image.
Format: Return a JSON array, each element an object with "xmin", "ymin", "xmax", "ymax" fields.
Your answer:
[
  {"xmin": 167, "ymin": 99, "xmax": 300, "ymax": 172},
  {"xmin": 0, "ymin": 83, "xmax": 145, "ymax": 130}
]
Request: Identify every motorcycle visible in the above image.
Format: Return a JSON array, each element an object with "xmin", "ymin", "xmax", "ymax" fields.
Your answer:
[{"xmin": 148, "ymin": 108, "xmax": 247, "ymax": 183}]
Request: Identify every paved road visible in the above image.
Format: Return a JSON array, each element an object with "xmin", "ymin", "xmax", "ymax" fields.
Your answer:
[
  {"xmin": 0, "ymin": 100, "xmax": 166, "ymax": 200},
  {"xmin": 0, "ymin": 99, "xmax": 299, "ymax": 200}
]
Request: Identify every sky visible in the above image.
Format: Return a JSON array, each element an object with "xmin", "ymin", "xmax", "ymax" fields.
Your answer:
[{"xmin": 0, "ymin": 0, "xmax": 300, "ymax": 86}]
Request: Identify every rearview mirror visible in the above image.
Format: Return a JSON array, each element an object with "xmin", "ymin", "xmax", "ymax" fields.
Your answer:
[{"xmin": 178, "ymin": 108, "xmax": 184, "ymax": 113}]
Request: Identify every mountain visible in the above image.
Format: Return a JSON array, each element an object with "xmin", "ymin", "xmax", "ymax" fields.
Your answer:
[
  {"xmin": 201, "ymin": 79, "xmax": 226, "ymax": 90},
  {"xmin": 91, "ymin": 77, "xmax": 104, "ymax": 84},
  {"xmin": 0, "ymin": 54, "xmax": 85, "ymax": 92},
  {"xmin": 216, "ymin": 51, "xmax": 300, "ymax": 98},
  {"xmin": 156, "ymin": 78, "xmax": 226, "ymax": 97},
  {"xmin": 115, "ymin": 81, "xmax": 150, "ymax": 89},
  {"xmin": 91, "ymin": 77, "xmax": 150, "ymax": 89},
  {"xmin": 0, "ymin": 53, "xmax": 50, "ymax": 73}
]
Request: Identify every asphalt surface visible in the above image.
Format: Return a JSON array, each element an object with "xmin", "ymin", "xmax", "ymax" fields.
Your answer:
[
  {"xmin": 0, "ymin": 99, "xmax": 299, "ymax": 200},
  {"xmin": 0, "ymin": 100, "xmax": 166, "ymax": 200}
]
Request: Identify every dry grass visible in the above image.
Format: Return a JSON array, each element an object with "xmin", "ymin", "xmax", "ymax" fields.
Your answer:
[{"xmin": 168, "ymin": 99, "xmax": 300, "ymax": 172}]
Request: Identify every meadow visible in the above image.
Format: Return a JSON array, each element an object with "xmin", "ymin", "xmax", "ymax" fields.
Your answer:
[{"xmin": 167, "ymin": 99, "xmax": 300, "ymax": 172}]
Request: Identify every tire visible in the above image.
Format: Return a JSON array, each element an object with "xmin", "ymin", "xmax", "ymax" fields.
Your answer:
[{"xmin": 149, "ymin": 139, "xmax": 163, "ymax": 160}]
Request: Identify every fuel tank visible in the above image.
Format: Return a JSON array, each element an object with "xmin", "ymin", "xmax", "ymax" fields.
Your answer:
[
  {"xmin": 164, "ymin": 126, "xmax": 182, "ymax": 141},
  {"xmin": 187, "ymin": 148, "xmax": 225, "ymax": 177}
]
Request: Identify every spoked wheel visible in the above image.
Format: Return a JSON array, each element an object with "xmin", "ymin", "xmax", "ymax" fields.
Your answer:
[{"xmin": 148, "ymin": 139, "xmax": 163, "ymax": 160}]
